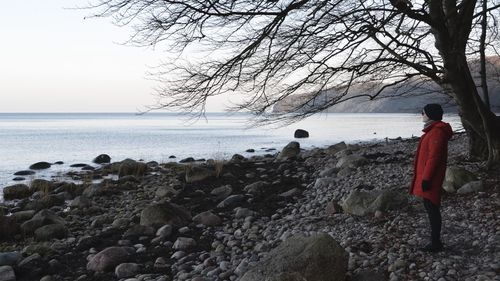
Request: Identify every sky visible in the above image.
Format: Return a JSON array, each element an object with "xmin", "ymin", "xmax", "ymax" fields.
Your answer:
[{"xmin": 0, "ymin": 1, "xmax": 227, "ymax": 113}]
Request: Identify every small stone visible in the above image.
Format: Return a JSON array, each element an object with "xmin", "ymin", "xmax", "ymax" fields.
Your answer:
[
  {"xmin": 115, "ymin": 263, "xmax": 140, "ymax": 279},
  {"xmin": 173, "ymin": 237, "xmax": 197, "ymax": 251}
]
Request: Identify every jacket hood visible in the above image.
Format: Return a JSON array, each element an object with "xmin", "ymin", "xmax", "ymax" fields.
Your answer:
[{"xmin": 424, "ymin": 121, "xmax": 453, "ymax": 140}]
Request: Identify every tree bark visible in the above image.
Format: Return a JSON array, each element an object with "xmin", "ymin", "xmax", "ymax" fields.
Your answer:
[{"xmin": 442, "ymin": 53, "xmax": 500, "ymax": 166}]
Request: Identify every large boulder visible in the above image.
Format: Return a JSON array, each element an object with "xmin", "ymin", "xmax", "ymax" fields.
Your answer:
[
  {"xmin": 185, "ymin": 166, "xmax": 215, "ymax": 183},
  {"xmin": 93, "ymin": 154, "xmax": 111, "ymax": 164},
  {"xmin": 294, "ymin": 129, "xmax": 309, "ymax": 138},
  {"xmin": 87, "ymin": 247, "xmax": 131, "ymax": 272},
  {"xmin": 29, "ymin": 162, "xmax": 51, "ymax": 170},
  {"xmin": 20, "ymin": 209, "xmax": 65, "ymax": 235},
  {"xmin": 155, "ymin": 186, "xmax": 179, "ymax": 198},
  {"xmin": 3, "ymin": 184, "xmax": 31, "ymax": 200},
  {"xmin": 118, "ymin": 159, "xmax": 147, "ymax": 178},
  {"xmin": 341, "ymin": 189, "xmax": 407, "ymax": 216},
  {"xmin": 140, "ymin": 202, "xmax": 191, "ymax": 228},
  {"xmin": 34, "ymin": 224, "xmax": 68, "ymax": 241},
  {"xmin": 29, "ymin": 179, "xmax": 54, "ymax": 193},
  {"xmin": 13, "ymin": 170, "xmax": 35, "ymax": 176},
  {"xmin": 276, "ymin": 141, "xmax": 300, "ymax": 161},
  {"xmin": 443, "ymin": 166, "xmax": 477, "ymax": 193},
  {"xmin": 240, "ymin": 233, "xmax": 347, "ymax": 281}
]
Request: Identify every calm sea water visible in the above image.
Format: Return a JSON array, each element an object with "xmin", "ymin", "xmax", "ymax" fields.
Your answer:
[{"xmin": 0, "ymin": 113, "xmax": 462, "ymax": 196}]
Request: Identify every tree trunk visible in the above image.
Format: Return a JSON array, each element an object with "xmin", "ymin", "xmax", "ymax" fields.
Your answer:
[{"xmin": 442, "ymin": 54, "xmax": 500, "ymax": 167}]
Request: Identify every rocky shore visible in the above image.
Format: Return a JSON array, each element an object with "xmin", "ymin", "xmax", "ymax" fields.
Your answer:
[{"xmin": 0, "ymin": 133, "xmax": 498, "ymax": 281}]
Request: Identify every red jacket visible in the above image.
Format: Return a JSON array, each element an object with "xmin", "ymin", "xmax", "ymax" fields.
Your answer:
[{"xmin": 410, "ymin": 121, "xmax": 453, "ymax": 206}]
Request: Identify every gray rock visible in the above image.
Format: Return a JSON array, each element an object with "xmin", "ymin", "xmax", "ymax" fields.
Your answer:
[
  {"xmin": 235, "ymin": 208, "xmax": 256, "ymax": 219},
  {"xmin": 240, "ymin": 233, "xmax": 347, "ymax": 281},
  {"xmin": 123, "ymin": 225, "xmax": 155, "ymax": 238},
  {"xmin": 211, "ymin": 185, "xmax": 232, "ymax": 200},
  {"xmin": 10, "ymin": 210, "xmax": 35, "ymax": 222},
  {"xmin": 193, "ymin": 211, "xmax": 222, "ymax": 226},
  {"xmin": 34, "ymin": 224, "xmax": 68, "ymax": 241},
  {"xmin": 327, "ymin": 141, "xmax": 348, "ymax": 155},
  {"xmin": 29, "ymin": 179, "xmax": 54, "ymax": 193},
  {"xmin": 70, "ymin": 196, "xmax": 92, "ymax": 208},
  {"xmin": 279, "ymin": 188, "xmax": 302, "ymax": 198},
  {"xmin": 3, "ymin": 184, "xmax": 31, "ymax": 200},
  {"xmin": 0, "ymin": 252, "xmax": 22, "ymax": 266},
  {"xmin": 173, "ymin": 237, "xmax": 197, "ymax": 250},
  {"xmin": 0, "ymin": 266, "xmax": 15, "ymax": 281},
  {"xmin": 457, "ymin": 181, "xmax": 484, "ymax": 194},
  {"xmin": 87, "ymin": 247, "xmax": 131, "ymax": 272},
  {"xmin": 21, "ymin": 209, "xmax": 65, "ymax": 235},
  {"xmin": 335, "ymin": 154, "xmax": 368, "ymax": 169},
  {"xmin": 276, "ymin": 141, "xmax": 300, "ymax": 161},
  {"xmin": 443, "ymin": 166, "xmax": 477, "ymax": 193},
  {"xmin": 155, "ymin": 186, "xmax": 179, "ymax": 198},
  {"xmin": 140, "ymin": 202, "xmax": 191, "ymax": 227},
  {"xmin": 82, "ymin": 184, "xmax": 107, "ymax": 198},
  {"xmin": 115, "ymin": 263, "xmax": 140, "ymax": 279},
  {"xmin": 243, "ymin": 181, "xmax": 269, "ymax": 196},
  {"xmin": 185, "ymin": 166, "xmax": 215, "ymax": 183},
  {"xmin": 118, "ymin": 159, "xmax": 147, "ymax": 178},
  {"xmin": 341, "ymin": 189, "xmax": 407, "ymax": 216},
  {"xmin": 156, "ymin": 225, "xmax": 173, "ymax": 238},
  {"xmin": 313, "ymin": 177, "xmax": 335, "ymax": 190},
  {"xmin": 217, "ymin": 195, "xmax": 245, "ymax": 209}
]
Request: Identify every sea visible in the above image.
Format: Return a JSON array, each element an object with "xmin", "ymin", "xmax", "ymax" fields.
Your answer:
[{"xmin": 0, "ymin": 112, "xmax": 462, "ymax": 198}]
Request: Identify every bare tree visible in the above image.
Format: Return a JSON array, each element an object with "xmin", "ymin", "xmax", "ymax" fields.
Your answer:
[{"xmin": 88, "ymin": 0, "xmax": 500, "ymax": 166}]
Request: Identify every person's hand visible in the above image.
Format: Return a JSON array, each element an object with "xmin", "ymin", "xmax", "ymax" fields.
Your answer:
[{"xmin": 422, "ymin": 180, "xmax": 431, "ymax": 192}]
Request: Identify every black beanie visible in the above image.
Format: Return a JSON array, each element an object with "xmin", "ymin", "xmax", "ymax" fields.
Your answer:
[{"xmin": 423, "ymin": 104, "xmax": 443, "ymax": 121}]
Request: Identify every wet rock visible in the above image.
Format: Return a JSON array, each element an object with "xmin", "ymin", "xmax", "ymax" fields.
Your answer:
[
  {"xmin": 327, "ymin": 141, "xmax": 348, "ymax": 155},
  {"xmin": 35, "ymin": 224, "xmax": 68, "ymax": 241},
  {"xmin": 29, "ymin": 179, "xmax": 54, "ymax": 193},
  {"xmin": 140, "ymin": 202, "xmax": 191, "ymax": 228},
  {"xmin": 29, "ymin": 162, "xmax": 51, "ymax": 170},
  {"xmin": 294, "ymin": 129, "xmax": 309, "ymax": 138},
  {"xmin": 86, "ymin": 247, "xmax": 131, "ymax": 272},
  {"xmin": 13, "ymin": 170, "xmax": 35, "ymax": 176},
  {"xmin": 21, "ymin": 209, "xmax": 65, "ymax": 235},
  {"xmin": 0, "ymin": 252, "xmax": 22, "ymax": 266},
  {"xmin": 0, "ymin": 265, "xmax": 16, "ymax": 281},
  {"xmin": 93, "ymin": 154, "xmax": 111, "ymax": 164},
  {"xmin": 179, "ymin": 157, "xmax": 195, "ymax": 163},
  {"xmin": 240, "ymin": 233, "xmax": 347, "ymax": 281},
  {"xmin": 193, "ymin": 211, "xmax": 222, "ymax": 226},
  {"xmin": 3, "ymin": 184, "xmax": 31, "ymax": 200},
  {"xmin": 231, "ymin": 154, "xmax": 246, "ymax": 162},
  {"xmin": 276, "ymin": 141, "xmax": 300, "ymax": 161}
]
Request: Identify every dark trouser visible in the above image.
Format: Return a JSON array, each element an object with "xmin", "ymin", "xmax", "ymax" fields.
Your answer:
[{"xmin": 423, "ymin": 199, "xmax": 442, "ymax": 245}]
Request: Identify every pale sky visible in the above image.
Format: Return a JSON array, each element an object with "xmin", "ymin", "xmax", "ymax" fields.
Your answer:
[{"xmin": 0, "ymin": 1, "xmax": 227, "ymax": 113}]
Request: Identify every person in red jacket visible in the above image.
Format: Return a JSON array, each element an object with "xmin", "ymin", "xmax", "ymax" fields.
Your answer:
[{"xmin": 410, "ymin": 103, "xmax": 453, "ymax": 252}]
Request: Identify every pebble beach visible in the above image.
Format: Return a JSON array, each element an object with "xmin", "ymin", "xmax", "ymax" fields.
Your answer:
[{"xmin": 0, "ymin": 132, "xmax": 498, "ymax": 281}]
